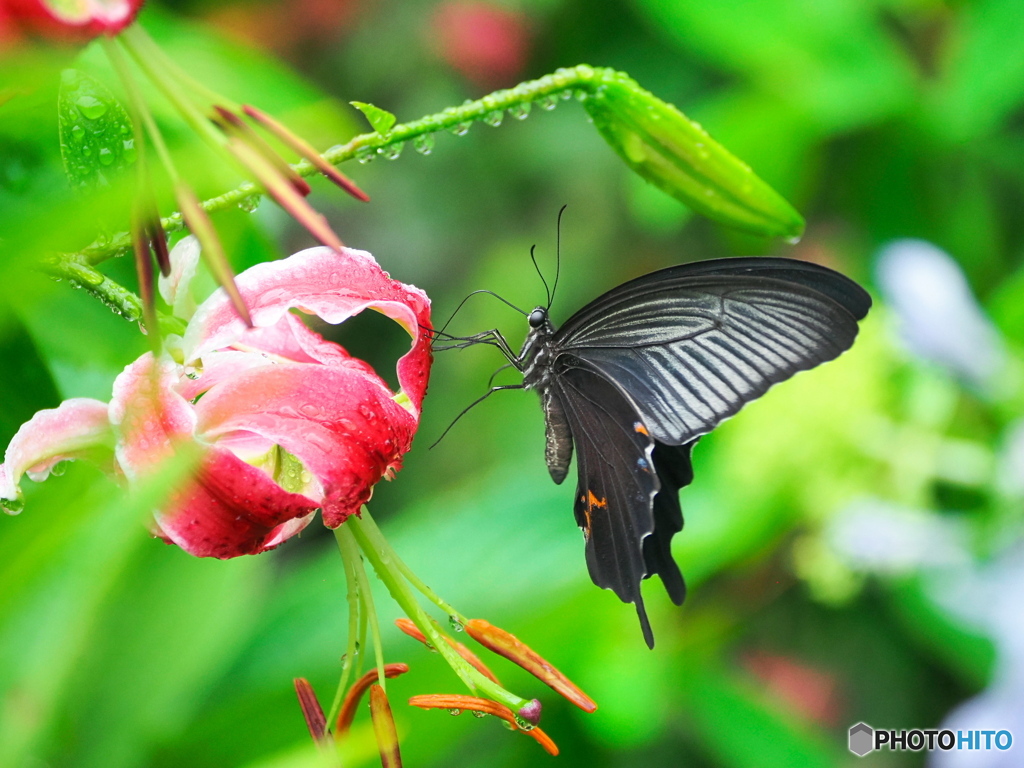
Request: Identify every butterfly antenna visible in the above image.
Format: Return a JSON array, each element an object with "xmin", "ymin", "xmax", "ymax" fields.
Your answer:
[
  {"xmin": 429, "ymin": 383, "xmax": 524, "ymax": 449},
  {"xmin": 530, "ymin": 244, "xmax": 552, "ymax": 308},
  {"xmin": 435, "ymin": 289, "xmax": 527, "ymax": 339},
  {"xmin": 549, "ymin": 204, "xmax": 567, "ymax": 310}
]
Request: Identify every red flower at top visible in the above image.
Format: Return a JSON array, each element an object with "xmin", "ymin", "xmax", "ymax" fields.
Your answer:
[
  {"xmin": 0, "ymin": 241, "xmax": 433, "ymax": 558},
  {"xmin": 1, "ymin": 0, "xmax": 143, "ymax": 40}
]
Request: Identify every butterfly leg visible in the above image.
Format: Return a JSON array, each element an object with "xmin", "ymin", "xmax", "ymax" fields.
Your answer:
[
  {"xmin": 433, "ymin": 329, "xmax": 523, "ymax": 369},
  {"xmin": 429, "ymin": 383, "xmax": 526, "ymax": 449}
]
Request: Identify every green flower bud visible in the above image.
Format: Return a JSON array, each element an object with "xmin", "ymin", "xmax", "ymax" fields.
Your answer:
[{"xmin": 583, "ymin": 70, "xmax": 804, "ymax": 240}]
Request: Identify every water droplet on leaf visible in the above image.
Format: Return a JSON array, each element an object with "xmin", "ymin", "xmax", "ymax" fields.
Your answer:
[{"xmin": 76, "ymin": 95, "xmax": 107, "ymax": 120}]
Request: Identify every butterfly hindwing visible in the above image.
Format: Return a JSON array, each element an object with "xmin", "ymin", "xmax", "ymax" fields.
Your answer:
[
  {"xmin": 553, "ymin": 258, "xmax": 869, "ymax": 446},
  {"xmin": 551, "ymin": 362, "xmax": 661, "ymax": 647}
]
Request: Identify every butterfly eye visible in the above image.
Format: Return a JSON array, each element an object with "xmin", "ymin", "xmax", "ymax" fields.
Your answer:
[{"xmin": 529, "ymin": 309, "xmax": 547, "ymax": 328}]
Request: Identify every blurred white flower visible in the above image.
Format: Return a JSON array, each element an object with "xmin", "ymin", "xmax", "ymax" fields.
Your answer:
[
  {"xmin": 827, "ymin": 500, "xmax": 1024, "ymax": 767},
  {"xmin": 875, "ymin": 239, "xmax": 1005, "ymax": 390}
]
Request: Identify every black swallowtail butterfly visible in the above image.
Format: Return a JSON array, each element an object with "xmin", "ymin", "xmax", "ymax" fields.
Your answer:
[{"xmin": 437, "ymin": 255, "xmax": 871, "ymax": 647}]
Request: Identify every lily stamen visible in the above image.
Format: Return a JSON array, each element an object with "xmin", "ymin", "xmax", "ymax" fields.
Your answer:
[
  {"xmin": 408, "ymin": 694, "xmax": 560, "ymax": 756},
  {"xmin": 465, "ymin": 619, "xmax": 598, "ymax": 713}
]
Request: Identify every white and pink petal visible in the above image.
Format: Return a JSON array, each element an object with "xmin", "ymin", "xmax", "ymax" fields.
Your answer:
[{"xmin": 0, "ymin": 397, "xmax": 115, "ymax": 508}]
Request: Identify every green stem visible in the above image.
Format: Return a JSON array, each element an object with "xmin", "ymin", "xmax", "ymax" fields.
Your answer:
[
  {"xmin": 347, "ymin": 510, "xmax": 532, "ymax": 715},
  {"xmin": 335, "ymin": 526, "xmax": 387, "ymax": 696},
  {"xmin": 104, "ymin": 37, "xmax": 179, "ymax": 183},
  {"xmin": 129, "ymin": 26, "xmax": 241, "ymax": 112},
  {"xmin": 74, "ymin": 64, "xmax": 613, "ymax": 264},
  {"xmin": 119, "ymin": 25, "xmax": 230, "ymax": 163},
  {"xmin": 358, "ymin": 507, "xmax": 468, "ymax": 625},
  {"xmin": 325, "ymin": 526, "xmax": 364, "ymax": 728}
]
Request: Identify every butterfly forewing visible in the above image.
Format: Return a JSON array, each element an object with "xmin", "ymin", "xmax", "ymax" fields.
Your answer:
[{"xmin": 552, "ymin": 261, "xmax": 867, "ymax": 445}]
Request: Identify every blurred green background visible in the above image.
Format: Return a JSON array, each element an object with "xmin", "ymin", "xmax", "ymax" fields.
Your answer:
[{"xmin": 3, "ymin": 0, "xmax": 1024, "ymax": 766}]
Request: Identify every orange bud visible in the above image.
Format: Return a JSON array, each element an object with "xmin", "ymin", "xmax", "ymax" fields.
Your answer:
[
  {"xmin": 394, "ymin": 618, "xmax": 501, "ymax": 684},
  {"xmin": 293, "ymin": 677, "xmax": 328, "ymax": 744},
  {"xmin": 465, "ymin": 619, "xmax": 597, "ymax": 713},
  {"xmin": 369, "ymin": 684, "xmax": 403, "ymax": 768},
  {"xmin": 335, "ymin": 663, "xmax": 410, "ymax": 735},
  {"xmin": 408, "ymin": 694, "xmax": 558, "ymax": 756}
]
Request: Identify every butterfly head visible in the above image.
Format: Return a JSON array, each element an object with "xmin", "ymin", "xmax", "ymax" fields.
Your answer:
[{"xmin": 528, "ymin": 307, "xmax": 548, "ymax": 329}]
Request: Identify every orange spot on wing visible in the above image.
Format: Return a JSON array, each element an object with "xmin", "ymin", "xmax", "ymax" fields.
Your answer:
[
  {"xmin": 633, "ymin": 422, "xmax": 649, "ymax": 435},
  {"xmin": 587, "ymin": 491, "xmax": 607, "ymax": 508}
]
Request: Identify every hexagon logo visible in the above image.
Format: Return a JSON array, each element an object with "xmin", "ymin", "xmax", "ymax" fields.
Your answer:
[{"xmin": 849, "ymin": 722, "xmax": 874, "ymax": 757}]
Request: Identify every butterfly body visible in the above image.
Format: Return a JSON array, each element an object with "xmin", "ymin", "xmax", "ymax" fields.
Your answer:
[{"xmin": 510, "ymin": 257, "xmax": 871, "ymax": 648}]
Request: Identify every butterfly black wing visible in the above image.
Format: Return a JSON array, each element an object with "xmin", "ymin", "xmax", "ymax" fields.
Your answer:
[
  {"xmin": 548, "ymin": 360, "xmax": 697, "ymax": 648},
  {"xmin": 553, "ymin": 258, "xmax": 870, "ymax": 446}
]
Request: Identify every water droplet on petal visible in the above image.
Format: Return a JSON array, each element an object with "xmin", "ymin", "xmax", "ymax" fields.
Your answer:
[
  {"xmin": 50, "ymin": 461, "xmax": 67, "ymax": 477},
  {"xmin": 1, "ymin": 496, "xmax": 24, "ymax": 514}
]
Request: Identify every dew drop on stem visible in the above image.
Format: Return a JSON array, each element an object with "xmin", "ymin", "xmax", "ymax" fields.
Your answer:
[
  {"xmin": 510, "ymin": 102, "xmax": 531, "ymax": 120},
  {"xmin": 414, "ymin": 134, "xmax": 434, "ymax": 155}
]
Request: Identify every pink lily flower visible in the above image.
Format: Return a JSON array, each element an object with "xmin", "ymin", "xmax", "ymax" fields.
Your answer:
[
  {"xmin": 1, "ymin": 0, "xmax": 143, "ymax": 39},
  {"xmin": 0, "ymin": 240, "xmax": 432, "ymax": 558}
]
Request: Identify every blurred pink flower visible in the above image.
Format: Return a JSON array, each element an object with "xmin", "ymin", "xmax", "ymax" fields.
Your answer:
[
  {"xmin": 431, "ymin": 1, "xmax": 529, "ymax": 89},
  {"xmin": 0, "ymin": 241, "xmax": 432, "ymax": 558},
  {"xmin": 0, "ymin": 0, "xmax": 142, "ymax": 40}
]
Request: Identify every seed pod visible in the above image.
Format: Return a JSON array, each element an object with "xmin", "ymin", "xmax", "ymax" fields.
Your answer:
[{"xmin": 583, "ymin": 69, "xmax": 804, "ymax": 240}]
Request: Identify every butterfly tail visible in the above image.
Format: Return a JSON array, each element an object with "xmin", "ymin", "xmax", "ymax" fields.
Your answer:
[{"xmin": 635, "ymin": 596, "xmax": 655, "ymax": 650}]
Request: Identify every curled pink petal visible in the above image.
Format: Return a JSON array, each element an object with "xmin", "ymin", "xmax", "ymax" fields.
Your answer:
[
  {"xmin": 0, "ymin": 398, "xmax": 114, "ymax": 504},
  {"xmin": 183, "ymin": 246, "xmax": 432, "ymax": 413},
  {"xmin": 155, "ymin": 447, "xmax": 319, "ymax": 558},
  {"xmin": 193, "ymin": 361, "xmax": 416, "ymax": 527}
]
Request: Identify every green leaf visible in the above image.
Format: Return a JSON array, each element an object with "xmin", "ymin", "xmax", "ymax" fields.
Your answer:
[
  {"xmin": 349, "ymin": 101, "xmax": 397, "ymax": 135},
  {"xmin": 583, "ymin": 70, "xmax": 805, "ymax": 239},
  {"xmin": 57, "ymin": 69, "xmax": 136, "ymax": 191}
]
